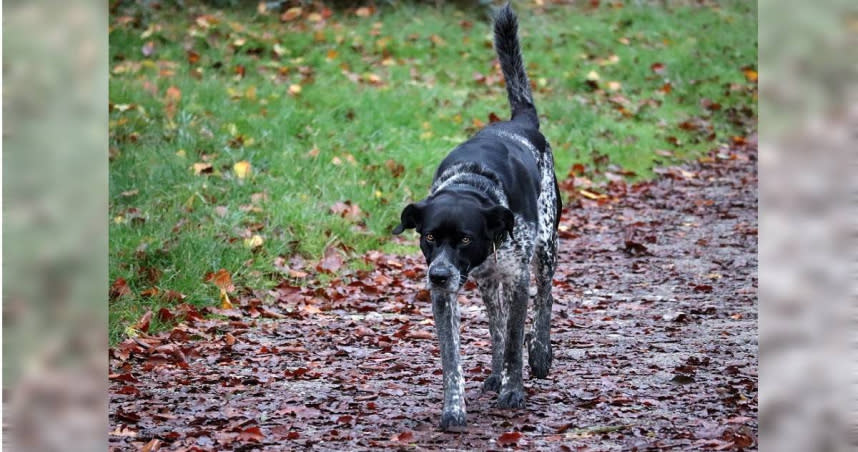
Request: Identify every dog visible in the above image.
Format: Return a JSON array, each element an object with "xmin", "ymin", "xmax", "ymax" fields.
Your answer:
[{"xmin": 392, "ymin": 4, "xmax": 561, "ymax": 431}]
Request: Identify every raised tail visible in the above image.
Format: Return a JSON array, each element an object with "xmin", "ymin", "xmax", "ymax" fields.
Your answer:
[{"xmin": 494, "ymin": 4, "xmax": 538, "ymax": 129}]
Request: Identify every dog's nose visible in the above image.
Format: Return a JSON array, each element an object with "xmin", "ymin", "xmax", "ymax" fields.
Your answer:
[{"xmin": 429, "ymin": 268, "xmax": 452, "ymax": 285}]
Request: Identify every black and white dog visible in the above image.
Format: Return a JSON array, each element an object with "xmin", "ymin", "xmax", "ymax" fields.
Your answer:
[{"xmin": 393, "ymin": 4, "xmax": 561, "ymax": 431}]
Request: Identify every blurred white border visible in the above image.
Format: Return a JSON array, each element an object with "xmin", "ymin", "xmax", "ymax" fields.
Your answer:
[
  {"xmin": 759, "ymin": 0, "xmax": 856, "ymax": 450},
  {"xmin": 3, "ymin": 0, "xmax": 108, "ymax": 450}
]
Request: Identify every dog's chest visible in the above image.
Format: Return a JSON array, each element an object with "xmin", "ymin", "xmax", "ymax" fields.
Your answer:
[{"xmin": 471, "ymin": 217, "xmax": 536, "ymax": 283}]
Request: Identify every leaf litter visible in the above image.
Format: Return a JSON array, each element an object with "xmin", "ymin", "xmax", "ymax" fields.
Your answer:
[{"xmin": 110, "ymin": 140, "xmax": 757, "ymax": 450}]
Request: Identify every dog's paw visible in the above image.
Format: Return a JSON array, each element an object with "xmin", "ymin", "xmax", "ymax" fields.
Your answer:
[
  {"xmin": 497, "ymin": 387, "xmax": 525, "ymax": 409},
  {"xmin": 482, "ymin": 374, "xmax": 502, "ymax": 393},
  {"xmin": 528, "ymin": 340, "xmax": 553, "ymax": 379},
  {"xmin": 440, "ymin": 410, "xmax": 467, "ymax": 432}
]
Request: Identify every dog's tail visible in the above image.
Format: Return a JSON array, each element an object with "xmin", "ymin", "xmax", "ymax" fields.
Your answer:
[{"xmin": 494, "ymin": 4, "xmax": 538, "ymax": 129}]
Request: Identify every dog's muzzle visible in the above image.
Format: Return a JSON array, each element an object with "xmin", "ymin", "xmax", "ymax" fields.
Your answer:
[
  {"xmin": 427, "ymin": 251, "xmax": 461, "ymax": 292},
  {"xmin": 429, "ymin": 266, "xmax": 453, "ymax": 286}
]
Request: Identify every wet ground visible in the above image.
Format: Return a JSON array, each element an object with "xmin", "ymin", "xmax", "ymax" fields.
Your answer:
[{"xmin": 110, "ymin": 141, "xmax": 757, "ymax": 451}]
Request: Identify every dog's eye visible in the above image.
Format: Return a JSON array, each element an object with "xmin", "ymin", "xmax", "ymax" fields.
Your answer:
[
  {"xmin": 425, "ymin": 234, "xmax": 434, "ymax": 242},
  {"xmin": 461, "ymin": 237, "xmax": 471, "ymax": 245}
]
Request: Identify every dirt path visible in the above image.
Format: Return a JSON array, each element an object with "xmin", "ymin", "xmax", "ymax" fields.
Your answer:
[{"xmin": 110, "ymin": 142, "xmax": 758, "ymax": 451}]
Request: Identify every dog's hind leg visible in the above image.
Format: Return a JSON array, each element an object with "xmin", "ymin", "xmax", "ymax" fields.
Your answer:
[
  {"xmin": 431, "ymin": 290, "xmax": 467, "ymax": 431},
  {"xmin": 528, "ymin": 230, "xmax": 557, "ymax": 379},
  {"xmin": 497, "ymin": 270, "xmax": 530, "ymax": 409},
  {"xmin": 478, "ymin": 279, "xmax": 505, "ymax": 393}
]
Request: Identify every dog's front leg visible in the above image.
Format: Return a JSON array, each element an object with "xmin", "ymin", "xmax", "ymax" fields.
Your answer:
[
  {"xmin": 431, "ymin": 290, "xmax": 466, "ymax": 431},
  {"xmin": 478, "ymin": 279, "xmax": 505, "ymax": 392},
  {"xmin": 498, "ymin": 271, "xmax": 529, "ymax": 409}
]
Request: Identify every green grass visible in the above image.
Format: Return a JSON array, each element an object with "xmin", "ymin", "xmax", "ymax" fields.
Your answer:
[{"xmin": 109, "ymin": 1, "xmax": 757, "ymax": 343}]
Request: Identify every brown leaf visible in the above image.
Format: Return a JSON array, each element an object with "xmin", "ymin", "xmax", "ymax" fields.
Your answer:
[
  {"xmin": 192, "ymin": 162, "xmax": 213, "ymax": 175},
  {"xmin": 163, "ymin": 290, "xmax": 186, "ymax": 302},
  {"xmin": 110, "ymin": 277, "xmax": 132, "ymax": 300},
  {"xmin": 488, "ymin": 112, "xmax": 502, "ymax": 123},
  {"xmin": 497, "ymin": 431, "xmax": 523, "ymax": 446},
  {"xmin": 166, "ymin": 85, "xmax": 181, "ymax": 102},
  {"xmin": 187, "ymin": 50, "xmax": 200, "ymax": 64},
  {"xmin": 330, "ymin": 201, "xmax": 363, "ymax": 222},
  {"xmin": 205, "ymin": 269, "xmax": 235, "ymax": 293},
  {"xmin": 157, "ymin": 307, "xmax": 175, "ymax": 323},
  {"xmin": 317, "ymin": 247, "xmax": 344, "ymax": 274},
  {"xmin": 407, "ymin": 330, "xmax": 434, "ymax": 340},
  {"xmin": 415, "ymin": 289, "xmax": 430, "ymax": 302},
  {"xmin": 133, "ymin": 310, "xmax": 153, "ymax": 333},
  {"xmin": 109, "ymin": 372, "xmax": 140, "ymax": 383},
  {"xmin": 391, "ymin": 431, "xmax": 414, "ymax": 442},
  {"xmin": 237, "ymin": 426, "xmax": 265, "ymax": 442},
  {"xmin": 280, "ymin": 7, "xmax": 302, "ymax": 21},
  {"xmin": 650, "ymin": 62, "xmax": 665, "ymax": 74},
  {"xmin": 385, "ymin": 159, "xmax": 405, "ymax": 178},
  {"xmin": 116, "ymin": 385, "xmax": 141, "ymax": 396},
  {"xmin": 701, "ymin": 98, "xmax": 721, "ymax": 111}
]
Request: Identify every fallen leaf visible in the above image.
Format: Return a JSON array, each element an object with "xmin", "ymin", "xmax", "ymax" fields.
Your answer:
[
  {"xmin": 206, "ymin": 269, "xmax": 235, "ymax": 293},
  {"xmin": 110, "ymin": 277, "xmax": 132, "ymax": 300},
  {"xmin": 187, "ymin": 50, "xmax": 200, "ymax": 64},
  {"xmin": 233, "ymin": 160, "xmax": 252, "ymax": 179},
  {"xmin": 192, "ymin": 162, "xmax": 213, "ymax": 175},
  {"xmin": 651, "ymin": 62, "xmax": 665, "ymax": 74},
  {"xmin": 133, "ymin": 310, "xmax": 153, "ymax": 333},
  {"xmin": 166, "ymin": 85, "xmax": 181, "ymax": 102},
  {"xmin": 385, "ymin": 159, "xmax": 404, "ymax": 178},
  {"xmin": 141, "ymin": 438, "xmax": 162, "ymax": 452},
  {"xmin": 140, "ymin": 287, "xmax": 160, "ymax": 298},
  {"xmin": 498, "ymin": 431, "xmax": 523, "ymax": 446},
  {"xmin": 281, "ymin": 7, "xmax": 302, "ymax": 21},
  {"xmin": 317, "ymin": 247, "xmax": 344, "ymax": 274},
  {"xmin": 237, "ymin": 426, "xmax": 265, "ymax": 442},
  {"xmin": 157, "ymin": 307, "xmax": 175, "ymax": 323},
  {"xmin": 164, "ymin": 290, "xmax": 185, "ymax": 302},
  {"xmin": 330, "ymin": 201, "xmax": 363, "ymax": 222},
  {"xmin": 220, "ymin": 290, "xmax": 234, "ymax": 309},
  {"xmin": 245, "ymin": 234, "xmax": 264, "ymax": 249},
  {"xmin": 391, "ymin": 431, "xmax": 414, "ymax": 442}
]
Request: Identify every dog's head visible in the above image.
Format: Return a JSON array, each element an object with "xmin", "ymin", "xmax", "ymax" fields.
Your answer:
[{"xmin": 393, "ymin": 192, "xmax": 514, "ymax": 292}]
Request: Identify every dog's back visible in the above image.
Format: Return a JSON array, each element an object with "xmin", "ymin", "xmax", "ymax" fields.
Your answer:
[{"xmin": 433, "ymin": 4, "xmax": 556, "ymax": 225}]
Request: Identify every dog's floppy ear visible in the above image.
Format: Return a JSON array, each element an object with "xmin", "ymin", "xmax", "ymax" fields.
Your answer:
[
  {"xmin": 392, "ymin": 202, "xmax": 425, "ymax": 235},
  {"xmin": 483, "ymin": 205, "xmax": 515, "ymax": 241}
]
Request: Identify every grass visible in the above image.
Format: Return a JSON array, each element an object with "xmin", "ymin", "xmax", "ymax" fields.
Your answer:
[{"xmin": 109, "ymin": 0, "xmax": 757, "ymax": 343}]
